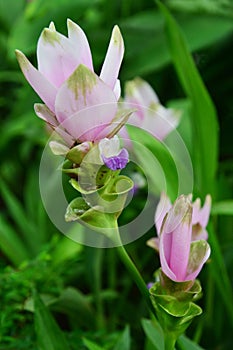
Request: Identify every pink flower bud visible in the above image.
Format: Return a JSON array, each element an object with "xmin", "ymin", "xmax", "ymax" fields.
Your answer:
[{"xmin": 159, "ymin": 195, "xmax": 210, "ymax": 282}]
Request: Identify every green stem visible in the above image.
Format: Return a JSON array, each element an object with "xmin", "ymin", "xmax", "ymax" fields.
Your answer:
[
  {"xmin": 112, "ymin": 226, "xmax": 155, "ymax": 316},
  {"xmin": 92, "ymin": 246, "xmax": 105, "ymax": 329},
  {"xmin": 164, "ymin": 333, "xmax": 177, "ymax": 350}
]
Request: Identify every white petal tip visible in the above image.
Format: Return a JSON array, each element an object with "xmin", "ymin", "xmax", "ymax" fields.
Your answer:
[
  {"xmin": 49, "ymin": 21, "xmax": 56, "ymax": 31},
  {"xmin": 15, "ymin": 50, "xmax": 29, "ymax": 70},
  {"xmin": 112, "ymin": 25, "xmax": 124, "ymax": 49},
  {"xmin": 67, "ymin": 18, "xmax": 82, "ymax": 36},
  {"xmin": 41, "ymin": 28, "xmax": 59, "ymax": 44}
]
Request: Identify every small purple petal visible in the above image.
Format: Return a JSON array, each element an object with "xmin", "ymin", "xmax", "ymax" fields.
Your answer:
[
  {"xmin": 147, "ymin": 282, "xmax": 154, "ymax": 289},
  {"xmin": 102, "ymin": 148, "xmax": 129, "ymax": 170}
]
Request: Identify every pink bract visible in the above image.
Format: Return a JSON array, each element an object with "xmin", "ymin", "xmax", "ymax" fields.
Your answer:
[
  {"xmin": 159, "ymin": 195, "xmax": 210, "ymax": 282},
  {"xmin": 16, "ymin": 20, "xmax": 125, "ymax": 144}
]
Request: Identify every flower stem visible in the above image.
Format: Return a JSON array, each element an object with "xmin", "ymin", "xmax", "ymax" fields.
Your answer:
[
  {"xmin": 164, "ymin": 333, "xmax": 177, "ymax": 350},
  {"xmin": 113, "ymin": 227, "xmax": 155, "ymax": 315}
]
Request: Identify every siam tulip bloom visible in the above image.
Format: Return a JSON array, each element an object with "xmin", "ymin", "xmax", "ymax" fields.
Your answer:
[
  {"xmin": 15, "ymin": 20, "xmax": 126, "ymax": 146},
  {"xmin": 122, "ymin": 78, "xmax": 181, "ymax": 141},
  {"xmin": 158, "ymin": 195, "xmax": 210, "ymax": 282},
  {"xmin": 98, "ymin": 135, "xmax": 129, "ymax": 171},
  {"xmin": 147, "ymin": 192, "xmax": 211, "ymax": 251}
]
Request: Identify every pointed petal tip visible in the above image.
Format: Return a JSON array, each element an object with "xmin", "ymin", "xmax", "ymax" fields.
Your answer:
[
  {"xmin": 41, "ymin": 27, "xmax": 59, "ymax": 44},
  {"xmin": 67, "ymin": 18, "xmax": 83, "ymax": 36},
  {"xmin": 15, "ymin": 50, "xmax": 30, "ymax": 71},
  {"xmin": 49, "ymin": 21, "xmax": 56, "ymax": 31},
  {"xmin": 112, "ymin": 25, "xmax": 124, "ymax": 49}
]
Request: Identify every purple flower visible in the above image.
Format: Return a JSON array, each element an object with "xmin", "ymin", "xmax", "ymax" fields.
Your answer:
[
  {"xmin": 16, "ymin": 20, "xmax": 125, "ymax": 145},
  {"xmin": 98, "ymin": 135, "xmax": 129, "ymax": 170},
  {"xmin": 158, "ymin": 195, "xmax": 210, "ymax": 282}
]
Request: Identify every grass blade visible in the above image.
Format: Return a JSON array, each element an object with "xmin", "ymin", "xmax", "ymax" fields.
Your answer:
[
  {"xmin": 34, "ymin": 291, "xmax": 70, "ymax": 350},
  {"xmin": 157, "ymin": 1, "xmax": 219, "ymax": 197}
]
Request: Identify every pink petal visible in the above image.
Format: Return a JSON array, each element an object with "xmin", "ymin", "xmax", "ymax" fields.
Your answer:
[
  {"xmin": 125, "ymin": 78, "xmax": 181, "ymax": 141},
  {"xmin": 143, "ymin": 106, "xmax": 181, "ymax": 141},
  {"xmin": 37, "ymin": 26, "xmax": 87, "ymax": 88},
  {"xmin": 163, "ymin": 196, "xmax": 192, "ymax": 281},
  {"xmin": 192, "ymin": 195, "xmax": 211, "ymax": 228},
  {"xmin": 154, "ymin": 192, "xmax": 172, "ymax": 236},
  {"xmin": 15, "ymin": 50, "xmax": 57, "ymax": 113},
  {"xmin": 159, "ymin": 228, "xmax": 177, "ymax": 281},
  {"xmin": 186, "ymin": 240, "xmax": 211, "ymax": 281},
  {"xmin": 192, "ymin": 198, "xmax": 201, "ymax": 225},
  {"xmin": 34, "ymin": 103, "xmax": 58, "ymax": 126},
  {"xmin": 192, "ymin": 224, "xmax": 208, "ymax": 241},
  {"xmin": 34, "ymin": 104, "xmax": 74, "ymax": 146},
  {"xmin": 67, "ymin": 19, "xmax": 93, "ymax": 71},
  {"xmin": 113, "ymin": 79, "xmax": 121, "ymax": 100},
  {"xmin": 100, "ymin": 25, "xmax": 124, "ymax": 90},
  {"xmin": 97, "ymin": 107, "xmax": 135, "ymax": 140},
  {"xmin": 199, "ymin": 194, "xmax": 211, "ymax": 228},
  {"xmin": 55, "ymin": 64, "xmax": 117, "ymax": 142},
  {"xmin": 125, "ymin": 78, "xmax": 160, "ymax": 109}
]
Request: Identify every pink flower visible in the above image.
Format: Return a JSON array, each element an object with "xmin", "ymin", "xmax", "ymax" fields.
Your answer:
[
  {"xmin": 158, "ymin": 195, "xmax": 210, "ymax": 282},
  {"xmin": 15, "ymin": 20, "xmax": 125, "ymax": 145},
  {"xmin": 122, "ymin": 78, "xmax": 181, "ymax": 141},
  {"xmin": 147, "ymin": 193, "xmax": 211, "ymax": 251}
]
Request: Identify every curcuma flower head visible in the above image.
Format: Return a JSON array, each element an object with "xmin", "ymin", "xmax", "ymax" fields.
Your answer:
[
  {"xmin": 15, "ymin": 20, "xmax": 127, "ymax": 146},
  {"xmin": 122, "ymin": 78, "xmax": 181, "ymax": 141},
  {"xmin": 157, "ymin": 195, "xmax": 210, "ymax": 282},
  {"xmin": 148, "ymin": 192, "xmax": 211, "ymax": 252}
]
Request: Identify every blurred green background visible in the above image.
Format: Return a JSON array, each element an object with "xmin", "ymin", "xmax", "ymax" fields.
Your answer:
[{"xmin": 0, "ymin": 0, "xmax": 233, "ymax": 349}]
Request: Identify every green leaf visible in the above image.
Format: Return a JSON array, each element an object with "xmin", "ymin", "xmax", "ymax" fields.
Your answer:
[
  {"xmin": 207, "ymin": 221, "xmax": 233, "ymax": 328},
  {"xmin": 83, "ymin": 338, "xmax": 105, "ymax": 350},
  {"xmin": 52, "ymin": 287, "xmax": 95, "ymax": 329},
  {"xmin": 113, "ymin": 325, "xmax": 131, "ymax": 350},
  {"xmin": 0, "ymin": 179, "xmax": 39, "ymax": 255},
  {"xmin": 121, "ymin": 10, "xmax": 233, "ymax": 78},
  {"xmin": 177, "ymin": 334, "xmax": 204, "ymax": 350},
  {"xmin": 127, "ymin": 125, "xmax": 179, "ymax": 200},
  {"xmin": 166, "ymin": 0, "xmax": 233, "ymax": 17},
  {"xmin": 211, "ymin": 200, "xmax": 233, "ymax": 215},
  {"xmin": 34, "ymin": 292, "xmax": 70, "ymax": 350},
  {"xmin": 158, "ymin": 1, "xmax": 219, "ymax": 197},
  {"xmin": 50, "ymin": 233, "xmax": 83, "ymax": 266},
  {"xmin": 141, "ymin": 318, "xmax": 164, "ymax": 350},
  {"xmin": 0, "ymin": 214, "xmax": 29, "ymax": 265}
]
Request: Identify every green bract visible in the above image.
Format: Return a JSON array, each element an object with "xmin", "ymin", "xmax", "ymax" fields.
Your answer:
[{"xmin": 150, "ymin": 270, "xmax": 202, "ymax": 338}]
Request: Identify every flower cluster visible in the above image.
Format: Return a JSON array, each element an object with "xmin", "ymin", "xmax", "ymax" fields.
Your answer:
[
  {"xmin": 16, "ymin": 20, "xmax": 179, "ymax": 171},
  {"xmin": 16, "ymin": 19, "xmax": 211, "ymax": 344}
]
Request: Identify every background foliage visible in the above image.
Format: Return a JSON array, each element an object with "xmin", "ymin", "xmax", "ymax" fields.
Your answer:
[{"xmin": 0, "ymin": 0, "xmax": 233, "ymax": 349}]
